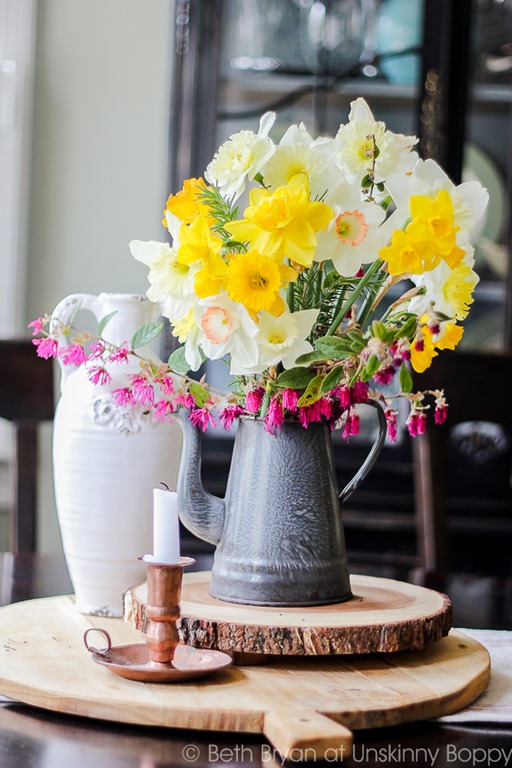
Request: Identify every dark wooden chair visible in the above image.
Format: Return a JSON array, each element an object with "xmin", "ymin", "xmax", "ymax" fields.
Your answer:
[
  {"xmin": 0, "ymin": 339, "xmax": 55, "ymax": 553},
  {"xmin": 412, "ymin": 348, "xmax": 512, "ymax": 628}
]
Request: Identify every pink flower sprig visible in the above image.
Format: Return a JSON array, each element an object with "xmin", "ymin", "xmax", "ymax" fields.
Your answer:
[
  {"xmin": 28, "ymin": 314, "xmax": 223, "ymax": 426},
  {"xmin": 29, "ymin": 313, "xmax": 449, "ymax": 440}
]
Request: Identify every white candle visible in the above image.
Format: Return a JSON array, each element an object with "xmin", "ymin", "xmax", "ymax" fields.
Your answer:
[{"xmin": 153, "ymin": 488, "xmax": 180, "ymax": 563}]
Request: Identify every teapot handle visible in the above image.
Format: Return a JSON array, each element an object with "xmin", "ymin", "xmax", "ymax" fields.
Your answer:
[
  {"xmin": 51, "ymin": 293, "xmax": 100, "ymax": 388},
  {"xmin": 339, "ymin": 400, "xmax": 388, "ymax": 504}
]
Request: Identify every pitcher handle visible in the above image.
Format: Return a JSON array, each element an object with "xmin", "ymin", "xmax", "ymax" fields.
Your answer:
[
  {"xmin": 339, "ymin": 400, "xmax": 387, "ymax": 504},
  {"xmin": 50, "ymin": 293, "xmax": 100, "ymax": 389}
]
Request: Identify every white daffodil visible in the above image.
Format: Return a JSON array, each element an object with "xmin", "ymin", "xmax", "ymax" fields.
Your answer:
[
  {"xmin": 182, "ymin": 319, "xmax": 203, "ymax": 372},
  {"xmin": 408, "ymin": 249, "xmax": 479, "ymax": 323},
  {"xmin": 335, "ymin": 97, "xmax": 418, "ymax": 185},
  {"xmin": 163, "ymin": 210, "xmax": 182, "ymax": 244},
  {"xmin": 315, "ymin": 184, "xmax": 388, "ymax": 276},
  {"xmin": 195, "ymin": 293, "xmax": 259, "ymax": 373},
  {"xmin": 385, "ymin": 158, "xmax": 489, "ymax": 239},
  {"xmin": 261, "ymin": 121, "xmax": 343, "ymax": 198},
  {"xmin": 205, "ymin": 112, "xmax": 276, "ymax": 201},
  {"xmin": 129, "ymin": 239, "xmax": 198, "ymax": 321},
  {"xmin": 233, "ymin": 307, "xmax": 319, "ymax": 375}
]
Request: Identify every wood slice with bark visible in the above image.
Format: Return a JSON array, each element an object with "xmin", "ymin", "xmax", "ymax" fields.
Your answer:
[{"xmin": 123, "ymin": 572, "xmax": 452, "ymax": 657}]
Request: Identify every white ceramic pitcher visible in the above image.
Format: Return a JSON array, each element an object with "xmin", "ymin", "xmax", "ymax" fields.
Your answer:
[{"xmin": 52, "ymin": 292, "xmax": 182, "ymax": 616}]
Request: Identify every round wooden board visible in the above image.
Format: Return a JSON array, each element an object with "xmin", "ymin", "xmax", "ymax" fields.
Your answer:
[
  {"xmin": 124, "ymin": 572, "xmax": 453, "ymax": 654},
  {"xmin": 0, "ymin": 595, "xmax": 489, "ymax": 761}
]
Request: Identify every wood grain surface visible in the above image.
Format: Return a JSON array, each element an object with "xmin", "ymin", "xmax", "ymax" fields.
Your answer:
[
  {"xmin": 0, "ymin": 595, "xmax": 489, "ymax": 761},
  {"xmin": 124, "ymin": 572, "xmax": 453, "ymax": 654}
]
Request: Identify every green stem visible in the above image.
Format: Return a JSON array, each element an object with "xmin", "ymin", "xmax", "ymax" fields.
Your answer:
[
  {"xmin": 314, "ymin": 263, "xmax": 324, "ymax": 306},
  {"xmin": 287, "ymin": 281, "xmax": 295, "ymax": 313},
  {"xmin": 259, "ymin": 385, "xmax": 272, "ymax": 419},
  {"xmin": 327, "ymin": 259, "xmax": 383, "ymax": 336},
  {"xmin": 357, "ymin": 271, "xmax": 387, "ymax": 329}
]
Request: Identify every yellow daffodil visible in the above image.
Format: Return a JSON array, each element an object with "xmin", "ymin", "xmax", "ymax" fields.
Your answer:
[
  {"xmin": 435, "ymin": 322, "xmax": 464, "ymax": 350},
  {"xmin": 175, "ymin": 215, "xmax": 227, "ymax": 298},
  {"xmin": 407, "ymin": 190, "xmax": 464, "ymax": 269},
  {"xmin": 442, "ymin": 264, "xmax": 477, "ymax": 320},
  {"xmin": 381, "ymin": 190, "xmax": 465, "ymax": 276},
  {"xmin": 226, "ymin": 251, "xmax": 297, "ymax": 317},
  {"xmin": 163, "ymin": 177, "xmax": 209, "ymax": 226},
  {"xmin": 171, "ymin": 308, "xmax": 196, "ymax": 343},
  {"xmin": 379, "ymin": 229, "xmax": 431, "ymax": 275},
  {"xmin": 176, "ymin": 215, "xmax": 222, "ymax": 265},
  {"xmin": 194, "ymin": 250, "xmax": 229, "ymax": 298},
  {"xmin": 225, "ymin": 174, "xmax": 333, "ymax": 267}
]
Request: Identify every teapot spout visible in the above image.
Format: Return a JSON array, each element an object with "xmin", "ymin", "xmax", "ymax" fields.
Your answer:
[{"xmin": 175, "ymin": 410, "xmax": 225, "ymax": 546}]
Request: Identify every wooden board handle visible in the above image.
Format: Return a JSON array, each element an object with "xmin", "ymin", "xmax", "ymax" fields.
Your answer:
[{"xmin": 264, "ymin": 708, "xmax": 352, "ymax": 761}]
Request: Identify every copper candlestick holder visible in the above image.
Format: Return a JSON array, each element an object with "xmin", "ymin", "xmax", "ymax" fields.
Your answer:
[
  {"xmin": 84, "ymin": 556, "xmax": 232, "ymax": 683},
  {"xmin": 145, "ymin": 556, "xmax": 195, "ymax": 663}
]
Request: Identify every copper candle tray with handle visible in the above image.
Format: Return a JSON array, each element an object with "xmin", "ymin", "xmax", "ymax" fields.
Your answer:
[{"xmin": 84, "ymin": 557, "xmax": 232, "ymax": 683}]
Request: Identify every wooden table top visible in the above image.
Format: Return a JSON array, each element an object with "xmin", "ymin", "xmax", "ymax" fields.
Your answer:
[{"xmin": 1, "ymin": 552, "xmax": 511, "ymax": 768}]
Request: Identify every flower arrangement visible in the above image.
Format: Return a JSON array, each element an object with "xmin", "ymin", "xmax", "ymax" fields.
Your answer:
[{"xmin": 33, "ymin": 99, "xmax": 488, "ymax": 439}]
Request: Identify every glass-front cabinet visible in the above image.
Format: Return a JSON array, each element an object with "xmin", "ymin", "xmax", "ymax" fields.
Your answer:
[
  {"xmin": 170, "ymin": 0, "xmax": 512, "ymax": 351},
  {"xmin": 169, "ymin": 0, "xmax": 512, "ymax": 576}
]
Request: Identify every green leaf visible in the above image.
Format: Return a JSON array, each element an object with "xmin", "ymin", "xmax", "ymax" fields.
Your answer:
[
  {"xmin": 98, "ymin": 311, "xmax": 118, "ymax": 336},
  {"xmin": 68, "ymin": 300, "xmax": 83, "ymax": 325},
  {"xmin": 364, "ymin": 353, "xmax": 381, "ymax": 378},
  {"xmin": 315, "ymin": 335, "xmax": 353, "ymax": 358},
  {"xmin": 345, "ymin": 331, "xmax": 366, "ymax": 352},
  {"xmin": 320, "ymin": 366, "xmax": 346, "ymax": 393},
  {"xmin": 275, "ymin": 367, "xmax": 316, "ymax": 390},
  {"xmin": 294, "ymin": 350, "xmax": 330, "ymax": 365},
  {"xmin": 399, "ymin": 362, "xmax": 413, "ymax": 394},
  {"xmin": 371, "ymin": 320, "xmax": 388, "ymax": 340},
  {"xmin": 189, "ymin": 382, "xmax": 210, "ymax": 408},
  {"xmin": 168, "ymin": 346, "xmax": 190, "ymax": 373},
  {"xmin": 396, "ymin": 315, "xmax": 417, "ymax": 339},
  {"xmin": 131, "ymin": 321, "xmax": 164, "ymax": 350},
  {"xmin": 297, "ymin": 375, "xmax": 324, "ymax": 407}
]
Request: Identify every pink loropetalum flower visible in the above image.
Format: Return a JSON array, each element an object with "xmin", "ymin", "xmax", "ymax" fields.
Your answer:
[
  {"xmin": 434, "ymin": 391, "xmax": 448, "ymax": 424},
  {"xmin": 175, "ymin": 393, "xmax": 195, "ymax": 410},
  {"xmin": 245, "ymin": 387, "xmax": 265, "ymax": 414},
  {"xmin": 385, "ymin": 407, "xmax": 398, "ymax": 442},
  {"xmin": 319, "ymin": 397, "xmax": 333, "ymax": 421},
  {"xmin": 220, "ymin": 404, "xmax": 244, "ymax": 430},
  {"xmin": 88, "ymin": 341, "xmax": 106, "ymax": 359},
  {"xmin": 265, "ymin": 396, "xmax": 284, "ymax": 433},
  {"xmin": 130, "ymin": 375, "xmax": 155, "ymax": 407},
  {"xmin": 351, "ymin": 380, "xmax": 369, "ymax": 404},
  {"xmin": 282, "ymin": 388, "xmax": 299, "ymax": 412},
  {"xmin": 406, "ymin": 411, "xmax": 427, "ymax": 437},
  {"xmin": 334, "ymin": 385, "xmax": 352, "ymax": 410},
  {"xmin": 153, "ymin": 399, "xmax": 175, "ymax": 422},
  {"xmin": 434, "ymin": 404, "xmax": 448, "ymax": 424},
  {"xmin": 155, "ymin": 372, "xmax": 175, "ymax": 396},
  {"xmin": 60, "ymin": 343, "xmax": 88, "ymax": 366},
  {"xmin": 33, "ymin": 336, "xmax": 59, "ymax": 359},
  {"xmin": 342, "ymin": 408, "xmax": 360, "ymax": 439},
  {"xmin": 112, "ymin": 387, "xmax": 135, "ymax": 406},
  {"xmin": 390, "ymin": 340, "xmax": 411, "ymax": 366},
  {"xmin": 189, "ymin": 407, "xmax": 217, "ymax": 431},
  {"xmin": 88, "ymin": 366, "xmax": 112, "ymax": 386},
  {"xmin": 28, "ymin": 317, "xmax": 44, "ymax": 336},
  {"xmin": 373, "ymin": 365, "xmax": 396, "ymax": 386},
  {"xmin": 108, "ymin": 344, "xmax": 130, "ymax": 364}
]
